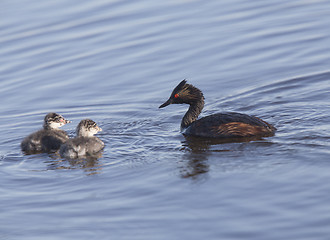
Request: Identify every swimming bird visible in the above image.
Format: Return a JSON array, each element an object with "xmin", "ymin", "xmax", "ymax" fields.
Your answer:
[
  {"xmin": 21, "ymin": 112, "xmax": 71, "ymax": 153},
  {"xmin": 159, "ymin": 80, "xmax": 276, "ymax": 138},
  {"xmin": 59, "ymin": 119, "xmax": 104, "ymax": 159}
]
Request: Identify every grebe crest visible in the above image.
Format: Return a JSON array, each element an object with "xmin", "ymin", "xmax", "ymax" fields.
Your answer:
[
  {"xmin": 159, "ymin": 80, "xmax": 204, "ymax": 107},
  {"xmin": 159, "ymin": 80, "xmax": 276, "ymax": 138}
]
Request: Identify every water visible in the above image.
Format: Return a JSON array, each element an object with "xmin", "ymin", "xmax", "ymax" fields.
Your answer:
[{"xmin": 1, "ymin": 0, "xmax": 330, "ymax": 239}]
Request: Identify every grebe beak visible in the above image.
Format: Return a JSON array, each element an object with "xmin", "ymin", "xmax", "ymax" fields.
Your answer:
[
  {"xmin": 64, "ymin": 119, "xmax": 72, "ymax": 124},
  {"xmin": 159, "ymin": 98, "xmax": 172, "ymax": 108}
]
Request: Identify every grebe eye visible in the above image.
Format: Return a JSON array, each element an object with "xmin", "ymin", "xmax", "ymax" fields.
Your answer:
[{"xmin": 174, "ymin": 94, "xmax": 179, "ymax": 98}]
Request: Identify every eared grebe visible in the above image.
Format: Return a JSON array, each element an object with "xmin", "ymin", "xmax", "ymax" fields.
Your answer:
[
  {"xmin": 21, "ymin": 112, "xmax": 71, "ymax": 153},
  {"xmin": 159, "ymin": 80, "xmax": 276, "ymax": 138},
  {"xmin": 59, "ymin": 119, "xmax": 104, "ymax": 159}
]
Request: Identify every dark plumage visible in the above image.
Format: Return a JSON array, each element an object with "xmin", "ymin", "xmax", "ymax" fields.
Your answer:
[
  {"xmin": 21, "ymin": 113, "xmax": 71, "ymax": 154},
  {"xmin": 159, "ymin": 80, "xmax": 276, "ymax": 138},
  {"xmin": 59, "ymin": 119, "xmax": 104, "ymax": 159}
]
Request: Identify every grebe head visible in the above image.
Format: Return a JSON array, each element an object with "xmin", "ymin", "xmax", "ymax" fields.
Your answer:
[
  {"xmin": 76, "ymin": 119, "xmax": 102, "ymax": 137},
  {"xmin": 43, "ymin": 113, "xmax": 71, "ymax": 129},
  {"xmin": 159, "ymin": 80, "xmax": 204, "ymax": 108}
]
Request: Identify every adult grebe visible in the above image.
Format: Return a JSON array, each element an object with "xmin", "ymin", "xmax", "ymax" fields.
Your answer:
[{"xmin": 159, "ymin": 80, "xmax": 276, "ymax": 138}]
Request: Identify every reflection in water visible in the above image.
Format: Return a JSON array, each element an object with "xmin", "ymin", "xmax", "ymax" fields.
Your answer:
[
  {"xmin": 48, "ymin": 152, "xmax": 104, "ymax": 175},
  {"xmin": 179, "ymin": 152, "xmax": 210, "ymax": 179},
  {"xmin": 180, "ymin": 135, "xmax": 267, "ymax": 179},
  {"xmin": 179, "ymin": 136, "xmax": 212, "ymax": 179}
]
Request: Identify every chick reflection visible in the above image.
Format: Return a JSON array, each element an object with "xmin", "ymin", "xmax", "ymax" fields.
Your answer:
[
  {"xmin": 49, "ymin": 152, "xmax": 104, "ymax": 175},
  {"xmin": 67, "ymin": 154, "xmax": 103, "ymax": 175}
]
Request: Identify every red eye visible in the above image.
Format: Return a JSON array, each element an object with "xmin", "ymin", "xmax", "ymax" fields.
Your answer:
[{"xmin": 174, "ymin": 94, "xmax": 179, "ymax": 98}]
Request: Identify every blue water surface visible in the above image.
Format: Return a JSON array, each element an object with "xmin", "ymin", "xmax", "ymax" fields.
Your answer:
[{"xmin": 1, "ymin": 0, "xmax": 330, "ymax": 239}]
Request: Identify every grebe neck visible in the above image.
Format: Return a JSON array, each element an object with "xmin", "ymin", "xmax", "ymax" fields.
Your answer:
[
  {"xmin": 43, "ymin": 124, "xmax": 53, "ymax": 130},
  {"xmin": 181, "ymin": 98, "xmax": 204, "ymax": 130}
]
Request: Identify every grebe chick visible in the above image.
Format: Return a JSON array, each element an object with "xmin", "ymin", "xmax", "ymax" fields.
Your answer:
[
  {"xmin": 59, "ymin": 119, "xmax": 104, "ymax": 159},
  {"xmin": 159, "ymin": 80, "xmax": 276, "ymax": 138},
  {"xmin": 21, "ymin": 113, "xmax": 71, "ymax": 153}
]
